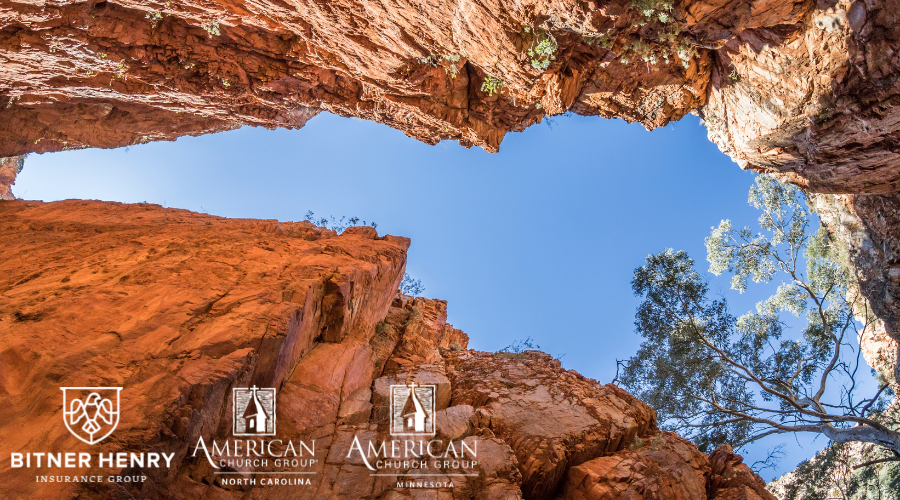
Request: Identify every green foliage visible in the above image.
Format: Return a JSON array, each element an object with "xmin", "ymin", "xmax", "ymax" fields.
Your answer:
[
  {"xmin": 658, "ymin": 24, "xmax": 682, "ymax": 44},
  {"xmin": 375, "ymin": 321, "xmax": 396, "ymax": 338},
  {"xmin": 629, "ymin": 435, "xmax": 645, "ymax": 451},
  {"xmin": 115, "ymin": 59, "xmax": 127, "ymax": 80},
  {"xmin": 400, "ymin": 273, "xmax": 425, "ymax": 296},
  {"xmin": 616, "ymin": 33, "xmax": 693, "ymax": 69},
  {"xmin": 499, "ymin": 336, "xmax": 540, "ymax": 354},
  {"xmin": 407, "ymin": 307, "xmax": 424, "ymax": 324},
  {"xmin": 523, "ymin": 28, "xmax": 557, "ymax": 70},
  {"xmin": 674, "ymin": 41, "xmax": 696, "ymax": 68},
  {"xmin": 630, "ymin": 0, "xmax": 674, "ymax": 22},
  {"xmin": 0, "ymin": 155, "xmax": 26, "ymax": 173},
  {"xmin": 775, "ymin": 406, "xmax": 900, "ymax": 500},
  {"xmin": 583, "ymin": 33, "xmax": 614, "ymax": 50},
  {"xmin": 599, "ymin": 0, "xmax": 696, "ymax": 69},
  {"xmin": 481, "ymin": 75, "xmax": 504, "ymax": 96},
  {"xmin": 302, "ymin": 210, "xmax": 377, "ymax": 234},
  {"xmin": 202, "ymin": 20, "xmax": 221, "ymax": 37},
  {"xmin": 419, "ymin": 54, "xmax": 462, "ymax": 77},
  {"xmin": 146, "ymin": 11, "xmax": 163, "ymax": 28},
  {"xmin": 622, "ymin": 248, "xmax": 749, "ymax": 452},
  {"xmin": 621, "ymin": 175, "xmax": 897, "ymax": 458},
  {"xmin": 627, "ymin": 39, "xmax": 659, "ymax": 65},
  {"xmin": 707, "ymin": 176, "xmax": 812, "ymax": 292}
]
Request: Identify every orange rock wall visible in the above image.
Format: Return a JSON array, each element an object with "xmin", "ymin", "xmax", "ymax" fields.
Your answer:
[
  {"xmin": 4, "ymin": 0, "xmax": 900, "ymax": 364},
  {"xmin": 4, "ymin": 0, "xmax": 898, "ymax": 195},
  {"xmin": 2, "ymin": 0, "xmax": 742, "ymax": 155},
  {"xmin": 0, "ymin": 199, "xmax": 408, "ymax": 498},
  {"xmin": 0, "ymin": 200, "xmax": 773, "ymax": 499}
]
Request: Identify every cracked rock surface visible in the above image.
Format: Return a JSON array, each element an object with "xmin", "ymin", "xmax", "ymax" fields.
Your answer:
[{"xmin": 0, "ymin": 200, "xmax": 772, "ymax": 499}]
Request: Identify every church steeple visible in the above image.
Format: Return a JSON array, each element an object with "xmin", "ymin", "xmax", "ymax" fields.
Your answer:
[
  {"xmin": 242, "ymin": 386, "xmax": 268, "ymax": 433},
  {"xmin": 401, "ymin": 383, "xmax": 426, "ymax": 432}
]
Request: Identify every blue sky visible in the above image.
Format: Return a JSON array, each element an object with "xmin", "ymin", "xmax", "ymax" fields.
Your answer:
[{"xmin": 16, "ymin": 111, "xmax": 847, "ymax": 479}]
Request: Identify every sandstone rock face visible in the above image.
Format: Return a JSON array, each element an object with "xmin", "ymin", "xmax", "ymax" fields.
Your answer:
[
  {"xmin": 3, "ymin": 0, "xmax": 900, "ymax": 390},
  {"xmin": 3, "ymin": 0, "xmax": 772, "ymax": 156},
  {"xmin": 0, "ymin": 199, "xmax": 408, "ymax": 498},
  {"xmin": 703, "ymin": 0, "xmax": 900, "ymax": 195},
  {"xmin": 561, "ymin": 437, "xmax": 773, "ymax": 500},
  {"xmin": 3, "ymin": 0, "xmax": 897, "ymax": 196},
  {"xmin": 3, "ymin": 0, "xmax": 900, "ymax": 368},
  {"xmin": 561, "ymin": 433, "xmax": 710, "ymax": 500},
  {"xmin": 0, "ymin": 200, "xmax": 773, "ymax": 499},
  {"xmin": 447, "ymin": 350, "xmax": 657, "ymax": 499},
  {"xmin": 0, "ymin": 155, "xmax": 23, "ymax": 200},
  {"xmin": 812, "ymin": 192, "xmax": 900, "ymax": 389}
]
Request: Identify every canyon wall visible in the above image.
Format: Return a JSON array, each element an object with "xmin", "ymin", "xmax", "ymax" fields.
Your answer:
[
  {"xmin": 0, "ymin": 0, "xmax": 719, "ymax": 155},
  {"xmin": 1, "ymin": 0, "xmax": 896, "ymax": 193},
  {"xmin": 0, "ymin": 154, "xmax": 23, "ymax": 199},
  {"xmin": 2, "ymin": 1, "xmax": 899, "ymax": 496},
  {"xmin": 0, "ymin": 200, "xmax": 772, "ymax": 500},
  {"xmin": 812, "ymin": 193, "xmax": 900, "ymax": 390},
  {"xmin": 3, "ymin": 0, "xmax": 900, "ymax": 373},
  {"xmin": 0, "ymin": 200, "xmax": 774, "ymax": 499}
]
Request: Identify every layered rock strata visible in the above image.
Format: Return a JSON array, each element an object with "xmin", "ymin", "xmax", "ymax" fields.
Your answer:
[
  {"xmin": 0, "ymin": 200, "xmax": 773, "ymax": 499},
  {"xmin": 702, "ymin": 0, "xmax": 900, "ymax": 195},
  {"xmin": 1, "ymin": 0, "xmax": 897, "ymax": 194},
  {"xmin": 812, "ymin": 192, "xmax": 900, "ymax": 389},
  {"xmin": 0, "ymin": 0, "xmax": 719, "ymax": 155}
]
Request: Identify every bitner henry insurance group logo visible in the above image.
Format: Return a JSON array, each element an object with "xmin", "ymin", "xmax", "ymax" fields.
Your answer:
[
  {"xmin": 61, "ymin": 387, "xmax": 122, "ymax": 445},
  {"xmin": 11, "ymin": 386, "xmax": 174, "ymax": 483},
  {"xmin": 390, "ymin": 383, "xmax": 436, "ymax": 436}
]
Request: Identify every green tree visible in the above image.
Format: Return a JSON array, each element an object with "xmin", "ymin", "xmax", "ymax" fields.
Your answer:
[
  {"xmin": 620, "ymin": 175, "xmax": 899, "ymax": 462},
  {"xmin": 303, "ymin": 210, "xmax": 377, "ymax": 234},
  {"xmin": 400, "ymin": 272, "xmax": 424, "ymax": 296},
  {"xmin": 773, "ymin": 430, "xmax": 900, "ymax": 500}
]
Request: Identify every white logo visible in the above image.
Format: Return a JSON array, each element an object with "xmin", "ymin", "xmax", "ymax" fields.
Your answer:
[
  {"xmin": 232, "ymin": 386, "xmax": 276, "ymax": 436},
  {"xmin": 61, "ymin": 387, "xmax": 122, "ymax": 445},
  {"xmin": 390, "ymin": 384, "xmax": 435, "ymax": 436}
]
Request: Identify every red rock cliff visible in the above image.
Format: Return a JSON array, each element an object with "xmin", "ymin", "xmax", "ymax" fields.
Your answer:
[
  {"xmin": 2, "ymin": 0, "xmax": 900, "ymax": 373},
  {"xmin": 0, "ymin": 200, "xmax": 773, "ymax": 499},
  {"xmin": 2, "ymin": 0, "xmax": 897, "ymax": 193}
]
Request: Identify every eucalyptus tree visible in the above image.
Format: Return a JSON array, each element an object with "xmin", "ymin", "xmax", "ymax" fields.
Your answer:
[{"xmin": 619, "ymin": 175, "xmax": 899, "ymax": 465}]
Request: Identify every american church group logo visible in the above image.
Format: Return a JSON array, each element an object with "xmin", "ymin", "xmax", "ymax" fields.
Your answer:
[
  {"xmin": 346, "ymin": 381, "xmax": 478, "ymax": 484},
  {"xmin": 390, "ymin": 383, "xmax": 436, "ymax": 436},
  {"xmin": 232, "ymin": 386, "xmax": 276, "ymax": 436},
  {"xmin": 191, "ymin": 385, "xmax": 317, "ymax": 487}
]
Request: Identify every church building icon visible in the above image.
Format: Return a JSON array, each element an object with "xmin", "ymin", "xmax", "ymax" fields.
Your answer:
[
  {"xmin": 232, "ymin": 386, "xmax": 276, "ymax": 436},
  {"xmin": 401, "ymin": 384, "xmax": 427, "ymax": 432},
  {"xmin": 390, "ymin": 383, "xmax": 435, "ymax": 436}
]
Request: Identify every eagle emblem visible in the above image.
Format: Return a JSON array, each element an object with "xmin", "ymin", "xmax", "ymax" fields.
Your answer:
[{"xmin": 62, "ymin": 387, "xmax": 121, "ymax": 445}]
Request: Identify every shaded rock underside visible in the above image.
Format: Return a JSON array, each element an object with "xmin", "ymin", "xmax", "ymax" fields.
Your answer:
[{"xmin": 0, "ymin": 0, "xmax": 894, "ymax": 196}]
